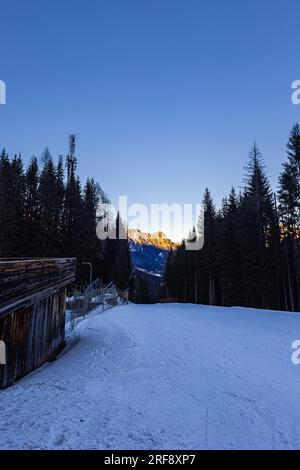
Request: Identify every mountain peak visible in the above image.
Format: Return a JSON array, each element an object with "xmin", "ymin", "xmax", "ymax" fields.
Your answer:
[{"xmin": 128, "ymin": 228, "xmax": 178, "ymax": 251}]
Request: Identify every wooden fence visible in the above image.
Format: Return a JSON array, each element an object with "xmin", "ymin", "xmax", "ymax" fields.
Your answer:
[{"xmin": 0, "ymin": 258, "xmax": 76, "ymax": 389}]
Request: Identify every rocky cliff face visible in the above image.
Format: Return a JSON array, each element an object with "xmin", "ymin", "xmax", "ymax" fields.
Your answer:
[
  {"xmin": 128, "ymin": 229, "xmax": 178, "ymax": 302},
  {"xmin": 128, "ymin": 229, "xmax": 178, "ymax": 251}
]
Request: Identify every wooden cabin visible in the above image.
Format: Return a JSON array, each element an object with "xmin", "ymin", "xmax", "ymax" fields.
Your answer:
[{"xmin": 0, "ymin": 258, "xmax": 76, "ymax": 389}]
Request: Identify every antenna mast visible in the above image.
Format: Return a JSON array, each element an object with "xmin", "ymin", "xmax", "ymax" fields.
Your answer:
[{"xmin": 66, "ymin": 134, "xmax": 77, "ymax": 182}]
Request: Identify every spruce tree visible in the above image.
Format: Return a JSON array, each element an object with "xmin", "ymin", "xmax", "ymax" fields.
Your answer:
[
  {"xmin": 218, "ymin": 187, "xmax": 242, "ymax": 306},
  {"xmin": 201, "ymin": 188, "xmax": 217, "ymax": 305},
  {"xmin": 106, "ymin": 212, "xmax": 132, "ymax": 290},
  {"xmin": 38, "ymin": 149, "xmax": 62, "ymax": 256},
  {"xmin": 278, "ymin": 124, "xmax": 300, "ymax": 310},
  {"xmin": 23, "ymin": 157, "xmax": 40, "ymax": 256},
  {"xmin": 238, "ymin": 143, "xmax": 279, "ymax": 309},
  {"xmin": 62, "ymin": 172, "xmax": 84, "ymax": 279}
]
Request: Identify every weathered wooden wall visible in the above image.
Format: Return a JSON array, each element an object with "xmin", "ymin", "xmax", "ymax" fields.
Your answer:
[{"xmin": 0, "ymin": 258, "xmax": 76, "ymax": 389}]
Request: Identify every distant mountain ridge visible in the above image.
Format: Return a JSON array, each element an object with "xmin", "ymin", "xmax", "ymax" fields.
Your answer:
[
  {"xmin": 128, "ymin": 229, "xmax": 178, "ymax": 251},
  {"xmin": 128, "ymin": 229, "xmax": 177, "ymax": 302}
]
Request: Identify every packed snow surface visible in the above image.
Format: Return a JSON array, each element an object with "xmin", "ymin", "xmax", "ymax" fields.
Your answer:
[{"xmin": 1, "ymin": 303, "xmax": 300, "ymax": 450}]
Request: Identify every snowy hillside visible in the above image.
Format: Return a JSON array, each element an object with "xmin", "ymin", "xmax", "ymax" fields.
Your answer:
[
  {"xmin": 129, "ymin": 240, "xmax": 168, "ymax": 277},
  {"xmin": 129, "ymin": 239, "xmax": 169, "ymax": 301},
  {"xmin": 128, "ymin": 228, "xmax": 176, "ymax": 280},
  {"xmin": 1, "ymin": 303, "xmax": 300, "ymax": 450}
]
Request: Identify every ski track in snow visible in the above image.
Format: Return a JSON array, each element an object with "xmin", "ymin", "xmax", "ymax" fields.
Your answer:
[{"xmin": 1, "ymin": 303, "xmax": 300, "ymax": 450}]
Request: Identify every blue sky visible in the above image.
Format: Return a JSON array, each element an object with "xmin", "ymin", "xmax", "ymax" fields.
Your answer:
[{"xmin": 1, "ymin": 0, "xmax": 300, "ymax": 222}]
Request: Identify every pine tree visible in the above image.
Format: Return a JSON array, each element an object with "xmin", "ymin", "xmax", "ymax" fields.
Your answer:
[
  {"xmin": 218, "ymin": 187, "xmax": 242, "ymax": 306},
  {"xmin": 238, "ymin": 143, "xmax": 279, "ymax": 309},
  {"xmin": 80, "ymin": 178, "xmax": 101, "ymax": 282},
  {"xmin": 23, "ymin": 157, "xmax": 40, "ymax": 256},
  {"xmin": 62, "ymin": 172, "xmax": 84, "ymax": 269},
  {"xmin": 163, "ymin": 248, "xmax": 175, "ymax": 298},
  {"xmin": 0, "ymin": 153, "xmax": 26, "ymax": 257},
  {"xmin": 140, "ymin": 276, "xmax": 150, "ymax": 304},
  {"xmin": 278, "ymin": 123, "xmax": 300, "ymax": 235},
  {"xmin": 106, "ymin": 212, "xmax": 132, "ymax": 290},
  {"xmin": 201, "ymin": 188, "xmax": 218, "ymax": 305},
  {"xmin": 53, "ymin": 156, "xmax": 65, "ymax": 254},
  {"xmin": 38, "ymin": 149, "xmax": 63, "ymax": 256},
  {"xmin": 0, "ymin": 150, "xmax": 12, "ymax": 256},
  {"xmin": 278, "ymin": 124, "xmax": 300, "ymax": 310}
]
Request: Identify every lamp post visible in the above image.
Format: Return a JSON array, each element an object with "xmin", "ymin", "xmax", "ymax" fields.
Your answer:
[{"xmin": 82, "ymin": 262, "xmax": 93, "ymax": 285}]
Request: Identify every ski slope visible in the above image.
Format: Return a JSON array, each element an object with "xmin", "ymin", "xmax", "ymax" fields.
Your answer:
[{"xmin": 1, "ymin": 303, "xmax": 300, "ymax": 450}]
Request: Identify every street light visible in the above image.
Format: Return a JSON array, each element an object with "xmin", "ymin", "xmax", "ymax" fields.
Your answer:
[{"xmin": 82, "ymin": 262, "xmax": 93, "ymax": 285}]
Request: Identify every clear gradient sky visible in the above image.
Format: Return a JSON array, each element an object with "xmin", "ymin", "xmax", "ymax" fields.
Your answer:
[{"xmin": 1, "ymin": 0, "xmax": 300, "ymax": 224}]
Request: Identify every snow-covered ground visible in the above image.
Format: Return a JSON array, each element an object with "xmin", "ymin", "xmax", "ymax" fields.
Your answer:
[{"xmin": 1, "ymin": 303, "xmax": 300, "ymax": 450}]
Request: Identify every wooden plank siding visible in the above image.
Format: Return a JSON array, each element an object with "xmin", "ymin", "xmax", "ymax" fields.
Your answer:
[{"xmin": 0, "ymin": 258, "xmax": 76, "ymax": 389}]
